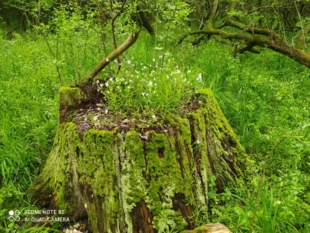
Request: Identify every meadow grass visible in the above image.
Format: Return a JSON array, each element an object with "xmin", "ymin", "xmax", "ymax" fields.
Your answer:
[{"xmin": 0, "ymin": 24, "xmax": 309, "ymax": 232}]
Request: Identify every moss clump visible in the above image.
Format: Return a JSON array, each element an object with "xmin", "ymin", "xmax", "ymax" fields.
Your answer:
[
  {"xmin": 59, "ymin": 86, "xmax": 85, "ymax": 108},
  {"xmin": 59, "ymin": 86, "xmax": 85, "ymax": 123}
]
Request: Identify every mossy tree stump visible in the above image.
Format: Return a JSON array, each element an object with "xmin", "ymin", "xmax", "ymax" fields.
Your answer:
[{"xmin": 27, "ymin": 85, "xmax": 246, "ymax": 233}]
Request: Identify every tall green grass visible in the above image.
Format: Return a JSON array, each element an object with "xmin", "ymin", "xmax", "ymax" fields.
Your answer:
[{"xmin": 186, "ymin": 41, "xmax": 310, "ymax": 232}]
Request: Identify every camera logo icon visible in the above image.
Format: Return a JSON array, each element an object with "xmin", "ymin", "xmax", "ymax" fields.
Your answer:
[{"xmin": 8, "ymin": 210, "xmax": 20, "ymax": 222}]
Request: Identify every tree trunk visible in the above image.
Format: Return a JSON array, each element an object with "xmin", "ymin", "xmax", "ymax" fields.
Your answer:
[{"xmin": 27, "ymin": 85, "xmax": 247, "ymax": 233}]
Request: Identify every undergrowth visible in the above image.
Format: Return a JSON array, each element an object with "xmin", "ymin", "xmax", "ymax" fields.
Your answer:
[{"xmin": 0, "ymin": 11, "xmax": 310, "ymax": 233}]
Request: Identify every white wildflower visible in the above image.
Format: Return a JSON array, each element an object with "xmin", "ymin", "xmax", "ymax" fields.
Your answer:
[{"xmin": 197, "ymin": 73, "xmax": 202, "ymax": 83}]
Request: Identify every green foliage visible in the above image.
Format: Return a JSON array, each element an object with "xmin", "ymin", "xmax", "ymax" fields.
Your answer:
[
  {"xmin": 210, "ymin": 170, "xmax": 310, "ymax": 232},
  {"xmin": 189, "ymin": 41, "xmax": 310, "ymax": 232},
  {"xmin": 0, "ymin": 37, "xmax": 59, "ymax": 189},
  {"xmin": 0, "ymin": 1, "xmax": 310, "ymax": 232},
  {"xmin": 103, "ymin": 47, "xmax": 201, "ymax": 118},
  {"xmin": 0, "ymin": 183, "xmax": 63, "ymax": 232}
]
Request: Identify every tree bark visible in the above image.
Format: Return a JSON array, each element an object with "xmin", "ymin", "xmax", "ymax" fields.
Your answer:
[{"xmin": 27, "ymin": 86, "xmax": 247, "ymax": 233}]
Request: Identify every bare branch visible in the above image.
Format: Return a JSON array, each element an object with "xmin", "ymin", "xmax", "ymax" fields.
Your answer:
[
  {"xmin": 180, "ymin": 27, "xmax": 310, "ymax": 68},
  {"xmin": 178, "ymin": 0, "xmax": 310, "ymax": 68},
  {"xmin": 207, "ymin": 0, "xmax": 219, "ymax": 26},
  {"xmin": 110, "ymin": 0, "xmax": 127, "ymax": 71},
  {"xmin": 82, "ymin": 30, "xmax": 140, "ymax": 84},
  {"xmin": 234, "ymin": 43, "xmax": 260, "ymax": 56},
  {"xmin": 225, "ymin": 18, "xmax": 281, "ymax": 39}
]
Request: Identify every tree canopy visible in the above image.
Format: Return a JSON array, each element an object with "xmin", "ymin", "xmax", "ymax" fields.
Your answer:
[
  {"xmin": 1, "ymin": 0, "xmax": 310, "ymax": 70},
  {"xmin": 180, "ymin": 0, "xmax": 310, "ymax": 67}
]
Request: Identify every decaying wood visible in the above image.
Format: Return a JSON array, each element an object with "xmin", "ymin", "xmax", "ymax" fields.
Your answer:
[{"xmin": 27, "ymin": 86, "xmax": 247, "ymax": 233}]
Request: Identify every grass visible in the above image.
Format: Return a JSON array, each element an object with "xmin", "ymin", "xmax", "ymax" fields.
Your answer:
[{"xmin": 0, "ymin": 13, "xmax": 310, "ymax": 232}]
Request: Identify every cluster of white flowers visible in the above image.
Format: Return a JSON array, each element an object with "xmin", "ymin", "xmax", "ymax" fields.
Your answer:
[
  {"xmin": 141, "ymin": 92, "xmax": 149, "ymax": 97},
  {"xmin": 196, "ymin": 73, "xmax": 202, "ymax": 83},
  {"xmin": 103, "ymin": 54, "xmax": 205, "ymax": 114}
]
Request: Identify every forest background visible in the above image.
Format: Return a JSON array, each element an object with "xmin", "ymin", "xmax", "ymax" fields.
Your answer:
[{"xmin": 0, "ymin": 0, "xmax": 310, "ymax": 232}]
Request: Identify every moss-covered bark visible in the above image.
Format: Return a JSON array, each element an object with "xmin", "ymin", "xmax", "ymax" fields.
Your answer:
[{"xmin": 27, "ymin": 86, "xmax": 247, "ymax": 233}]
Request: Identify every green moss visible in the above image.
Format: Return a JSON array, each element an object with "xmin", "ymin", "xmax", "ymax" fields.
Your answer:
[
  {"xmin": 165, "ymin": 114, "xmax": 177, "ymax": 126},
  {"xmin": 77, "ymin": 128, "xmax": 120, "ymax": 232},
  {"xmin": 28, "ymin": 88, "xmax": 248, "ymax": 233},
  {"xmin": 198, "ymin": 89, "xmax": 246, "ymax": 170},
  {"xmin": 28, "ymin": 122, "xmax": 83, "ymax": 215},
  {"xmin": 78, "ymin": 129, "xmax": 115, "ymax": 194},
  {"xmin": 123, "ymin": 130, "xmax": 147, "ymax": 205},
  {"xmin": 177, "ymin": 117, "xmax": 192, "ymax": 145},
  {"xmin": 59, "ymin": 86, "xmax": 84, "ymax": 108},
  {"xmin": 188, "ymin": 109, "xmax": 210, "ymax": 202},
  {"xmin": 117, "ymin": 128, "xmax": 198, "ymax": 231},
  {"xmin": 144, "ymin": 131, "xmax": 192, "ymax": 230}
]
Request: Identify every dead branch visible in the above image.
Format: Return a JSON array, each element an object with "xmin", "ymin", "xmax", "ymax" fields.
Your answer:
[
  {"xmin": 179, "ymin": 26, "xmax": 310, "ymax": 68},
  {"xmin": 82, "ymin": 30, "xmax": 140, "ymax": 84}
]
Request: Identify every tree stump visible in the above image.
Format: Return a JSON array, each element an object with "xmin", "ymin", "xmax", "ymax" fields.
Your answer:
[{"xmin": 27, "ymin": 85, "xmax": 247, "ymax": 233}]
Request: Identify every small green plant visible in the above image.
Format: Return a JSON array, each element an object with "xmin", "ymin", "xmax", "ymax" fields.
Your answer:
[{"xmin": 102, "ymin": 51, "xmax": 203, "ymax": 119}]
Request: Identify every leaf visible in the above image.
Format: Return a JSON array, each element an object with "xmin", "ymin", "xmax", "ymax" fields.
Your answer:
[{"xmin": 167, "ymin": 3, "xmax": 176, "ymax": 10}]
